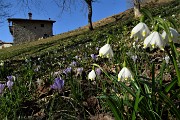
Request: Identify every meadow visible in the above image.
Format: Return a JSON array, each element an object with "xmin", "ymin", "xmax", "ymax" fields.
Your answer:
[{"xmin": 0, "ymin": 0, "xmax": 180, "ymax": 119}]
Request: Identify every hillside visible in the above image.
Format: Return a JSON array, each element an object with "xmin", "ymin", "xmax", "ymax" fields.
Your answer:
[
  {"xmin": 0, "ymin": 0, "xmax": 179, "ymax": 61},
  {"xmin": 0, "ymin": 0, "xmax": 180, "ymax": 119}
]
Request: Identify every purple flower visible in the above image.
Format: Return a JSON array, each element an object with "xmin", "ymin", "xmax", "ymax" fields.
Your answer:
[
  {"xmin": 96, "ymin": 68, "xmax": 101, "ymax": 76},
  {"xmin": 7, "ymin": 75, "xmax": 15, "ymax": 90},
  {"xmin": 7, "ymin": 75, "xmax": 15, "ymax": 81},
  {"xmin": 0, "ymin": 84, "xmax": 5, "ymax": 94},
  {"xmin": 63, "ymin": 67, "xmax": 72, "ymax": 75},
  {"xmin": 70, "ymin": 61, "xmax": 77, "ymax": 67},
  {"xmin": 96, "ymin": 47, "xmax": 99, "ymax": 51},
  {"xmin": 91, "ymin": 54, "xmax": 98, "ymax": 60},
  {"xmin": 50, "ymin": 77, "xmax": 64, "ymax": 91},
  {"xmin": 76, "ymin": 67, "xmax": 83, "ymax": 76},
  {"xmin": 75, "ymin": 55, "xmax": 79, "ymax": 59},
  {"xmin": 7, "ymin": 80, "xmax": 14, "ymax": 91}
]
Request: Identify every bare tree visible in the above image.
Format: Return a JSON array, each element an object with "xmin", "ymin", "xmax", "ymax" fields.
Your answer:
[
  {"xmin": 0, "ymin": 0, "xmax": 11, "ymax": 23},
  {"xmin": 127, "ymin": 0, "xmax": 156, "ymax": 18},
  {"xmin": 54, "ymin": 0, "xmax": 97, "ymax": 30},
  {"xmin": 84, "ymin": 0, "xmax": 94, "ymax": 30},
  {"xmin": 133, "ymin": 0, "xmax": 142, "ymax": 18},
  {"xmin": 127, "ymin": 0, "xmax": 143, "ymax": 18}
]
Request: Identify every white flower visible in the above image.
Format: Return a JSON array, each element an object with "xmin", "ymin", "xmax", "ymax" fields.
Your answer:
[
  {"xmin": 162, "ymin": 27, "xmax": 180, "ymax": 44},
  {"xmin": 130, "ymin": 22, "xmax": 150, "ymax": 40},
  {"xmin": 88, "ymin": 70, "xmax": 96, "ymax": 81},
  {"xmin": 131, "ymin": 55, "xmax": 137, "ymax": 62},
  {"xmin": 0, "ymin": 60, "xmax": 4, "ymax": 66},
  {"xmin": 143, "ymin": 31, "xmax": 165, "ymax": 50},
  {"xmin": 118, "ymin": 67, "xmax": 133, "ymax": 81},
  {"xmin": 99, "ymin": 44, "xmax": 114, "ymax": 58},
  {"xmin": 164, "ymin": 55, "xmax": 170, "ymax": 64}
]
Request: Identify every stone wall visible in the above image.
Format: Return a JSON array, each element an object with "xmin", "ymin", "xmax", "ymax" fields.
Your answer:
[{"xmin": 12, "ymin": 21, "xmax": 53, "ymax": 44}]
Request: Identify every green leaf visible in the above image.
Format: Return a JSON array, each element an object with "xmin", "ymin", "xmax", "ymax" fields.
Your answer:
[
  {"xmin": 159, "ymin": 92, "xmax": 180, "ymax": 119},
  {"xmin": 165, "ymin": 79, "xmax": 177, "ymax": 92}
]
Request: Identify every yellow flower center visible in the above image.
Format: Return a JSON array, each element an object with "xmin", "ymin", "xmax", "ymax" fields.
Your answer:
[
  {"xmin": 152, "ymin": 44, "xmax": 155, "ymax": 48},
  {"xmin": 142, "ymin": 31, "xmax": 146, "ymax": 37}
]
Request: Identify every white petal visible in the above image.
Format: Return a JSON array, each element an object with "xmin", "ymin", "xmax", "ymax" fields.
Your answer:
[
  {"xmin": 118, "ymin": 67, "xmax": 133, "ymax": 81},
  {"xmin": 144, "ymin": 32, "xmax": 154, "ymax": 48},
  {"xmin": 88, "ymin": 70, "xmax": 96, "ymax": 80},
  {"xmin": 99, "ymin": 44, "xmax": 113, "ymax": 58},
  {"xmin": 170, "ymin": 27, "xmax": 180, "ymax": 43},
  {"xmin": 99, "ymin": 44, "xmax": 110, "ymax": 56}
]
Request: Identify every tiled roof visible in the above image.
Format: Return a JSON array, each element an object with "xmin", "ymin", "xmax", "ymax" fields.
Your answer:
[
  {"xmin": 0, "ymin": 40, "xmax": 13, "ymax": 44},
  {"xmin": 7, "ymin": 18, "xmax": 56, "ymax": 23}
]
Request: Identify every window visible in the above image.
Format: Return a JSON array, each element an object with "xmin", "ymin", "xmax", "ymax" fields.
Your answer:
[
  {"xmin": 35, "ymin": 27, "xmax": 36, "ymax": 29},
  {"xmin": 41, "ymin": 24, "xmax": 44, "ymax": 27}
]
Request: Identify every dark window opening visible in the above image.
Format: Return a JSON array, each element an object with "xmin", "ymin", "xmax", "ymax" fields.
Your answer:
[
  {"xmin": 35, "ymin": 27, "xmax": 36, "ymax": 29},
  {"xmin": 41, "ymin": 24, "xmax": 44, "ymax": 27}
]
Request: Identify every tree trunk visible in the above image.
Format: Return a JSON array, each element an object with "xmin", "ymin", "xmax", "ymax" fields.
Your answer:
[
  {"xmin": 87, "ymin": 1, "xmax": 93, "ymax": 30},
  {"xmin": 133, "ymin": 0, "xmax": 142, "ymax": 18}
]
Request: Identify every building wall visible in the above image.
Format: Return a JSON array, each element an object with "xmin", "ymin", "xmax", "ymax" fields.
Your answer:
[
  {"xmin": 12, "ymin": 21, "xmax": 53, "ymax": 44},
  {"xmin": 0, "ymin": 44, "xmax": 12, "ymax": 49}
]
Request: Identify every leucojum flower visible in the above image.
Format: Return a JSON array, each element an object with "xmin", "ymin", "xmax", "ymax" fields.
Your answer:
[
  {"xmin": 99, "ymin": 44, "xmax": 114, "ymax": 59},
  {"xmin": 143, "ymin": 31, "xmax": 165, "ymax": 51},
  {"xmin": 162, "ymin": 27, "xmax": 180, "ymax": 44},
  {"xmin": 130, "ymin": 22, "xmax": 150, "ymax": 40},
  {"xmin": 88, "ymin": 70, "xmax": 96, "ymax": 81},
  {"xmin": 118, "ymin": 67, "xmax": 134, "ymax": 82}
]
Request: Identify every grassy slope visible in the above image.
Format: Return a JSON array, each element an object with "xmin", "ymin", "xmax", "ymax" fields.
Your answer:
[{"xmin": 0, "ymin": 0, "xmax": 179, "ymax": 61}]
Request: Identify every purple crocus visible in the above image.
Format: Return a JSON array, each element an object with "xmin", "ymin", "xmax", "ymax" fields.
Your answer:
[
  {"xmin": 0, "ymin": 83, "xmax": 5, "ymax": 94},
  {"xmin": 76, "ymin": 67, "xmax": 83, "ymax": 76},
  {"xmin": 7, "ymin": 75, "xmax": 15, "ymax": 90},
  {"xmin": 91, "ymin": 54, "xmax": 98, "ymax": 60},
  {"xmin": 96, "ymin": 47, "xmax": 99, "ymax": 51},
  {"xmin": 70, "ymin": 61, "xmax": 77, "ymax": 67},
  {"xmin": 95, "ymin": 68, "xmax": 101, "ymax": 76},
  {"xmin": 63, "ymin": 67, "xmax": 72, "ymax": 75},
  {"xmin": 50, "ymin": 77, "xmax": 64, "ymax": 91}
]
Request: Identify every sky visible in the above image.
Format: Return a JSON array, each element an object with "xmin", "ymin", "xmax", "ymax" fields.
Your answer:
[{"xmin": 0, "ymin": 0, "xmax": 128, "ymax": 43}]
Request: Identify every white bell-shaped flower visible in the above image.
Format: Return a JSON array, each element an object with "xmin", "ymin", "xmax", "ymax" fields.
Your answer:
[
  {"xmin": 143, "ymin": 31, "xmax": 165, "ymax": 50},
  {"xmin": 88, "ymin": 70, "xmax": 96, "ymax": 81},
  {"xmin": 118, "ymin": 67, "xmax": 133, "ymax": 81},
  {"xmin": 99, "ymin": 44, "xmax": 114, "ymax": 58},
  {"xmin": 162, "ymin": 27, "xmax": 180, "ymax": 44},
  {"xmin": 130, "ymin": 22, "xmax": 150, "ymax": 40}
]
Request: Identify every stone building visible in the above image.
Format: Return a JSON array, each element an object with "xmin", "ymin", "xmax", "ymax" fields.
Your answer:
[
  {"xmin": 8, "ymin": 13, "xmax": 56, "ymax": 44},
  {"xmin": 0, "ymin": 40, "xmax": 13, "ymax": 49}
]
